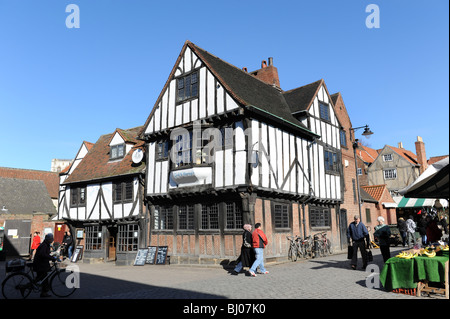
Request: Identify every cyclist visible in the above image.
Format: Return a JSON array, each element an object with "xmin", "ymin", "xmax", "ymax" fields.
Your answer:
[{"xmin": 33, "ymin": 233, "xmax": 60, "ymax": 297}]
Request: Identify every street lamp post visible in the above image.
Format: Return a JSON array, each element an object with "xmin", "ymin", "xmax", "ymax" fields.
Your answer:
[{"xmin": 350, "ymin": 125, "xmax": 374, "ymax": 220}]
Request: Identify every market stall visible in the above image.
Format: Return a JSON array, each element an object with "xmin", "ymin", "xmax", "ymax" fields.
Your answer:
[{"xmin": 380, "ymin": 246, "xmax": 449, "ymax": 298}]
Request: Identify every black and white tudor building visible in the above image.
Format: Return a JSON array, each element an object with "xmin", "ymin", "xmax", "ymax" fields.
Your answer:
[{"xmin": 59, "ymin": 41, "xmax": 347, "ymax": 265}]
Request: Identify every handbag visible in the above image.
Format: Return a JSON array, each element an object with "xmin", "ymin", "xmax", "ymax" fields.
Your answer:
[
  {"xmin": 243, "ymin": 234, "xmax": 251, "ymax": 248},
  {"xmin": 367, "ymin": 249, "xmax": 373, "ymax": 262},
  {"xmin": 347, "ymin": 245, "xmax": 353, "ymax": 259}
]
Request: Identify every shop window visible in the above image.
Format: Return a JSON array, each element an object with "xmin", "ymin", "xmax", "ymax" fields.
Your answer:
[
  {"xmin": 85, "ymin": 225, "xmax": 102, "ymax": 250},
  {"xmin": 225, "ymin": 202, "xmax": 243, "ymax": 230},
  {"xmin": 154, "ymin": 206, "xmax": 173, "ymax": 230},
  {"xmin": 178, "ymin": 204, "xmax": 195, "ymax": 230},
  {"xmin": 201, "ymin": 203, "xmax": 219, "ymax": 230},
  {"xmin": 117, "ymin": 224, "xmax": 139, "ymax": 252}
]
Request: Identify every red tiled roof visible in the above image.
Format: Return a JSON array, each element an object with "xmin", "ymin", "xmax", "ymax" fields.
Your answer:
[
  {"xmin": 0, "ymin": 167, "xmax": 59, "ymax": 198},
  {"xmin": 387, "ymin": 145, "xmax": 418, "ymax": 165},
  {"xmin": 63, "ymin": 126, "xmax": 145, "ymax": 184},
  {"xmin": 356, "ymin": 143, "xmax": 379, "ymax": 163},
  {"xmin": 362, "ymin": 184, "xmax": 395, "ymax": 203}
]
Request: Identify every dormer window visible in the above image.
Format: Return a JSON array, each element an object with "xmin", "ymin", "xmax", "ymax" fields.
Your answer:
[
  {"xmin": 110, "ymin": 144, "xmax": 125, "ymax": 160},
  {"xmin": 176, "ymin": 71, "xmax": 199, "ymax": 103}
]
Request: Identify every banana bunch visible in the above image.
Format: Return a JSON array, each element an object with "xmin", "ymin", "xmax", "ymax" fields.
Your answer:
[
  {"xmin": 442, "ymin": 245, "xmax": 449, "ymax": 251},
  {"xmin": 422, "ymin": 249, "xmax": 436, "ymax": 258},
  {"xmin": 396, "ymin": 251, "xmax": 418, "ymax": 259}
]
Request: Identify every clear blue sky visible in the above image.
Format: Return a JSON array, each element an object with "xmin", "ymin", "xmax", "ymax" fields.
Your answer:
[{"xmin": 0, "ymin": 0, "xmax": 448, "ymax": 172}]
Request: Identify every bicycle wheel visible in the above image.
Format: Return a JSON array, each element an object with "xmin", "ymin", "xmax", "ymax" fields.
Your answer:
[
  {"xmin": 326, "ymin": 240, "xmax": 333, "ymax": 255},
  {"xmin": 288, "ymin": 243, "xmax": 297, "ymax": 262},
  {"xmin": 2, "ymin": 272, "xmax": 33, "ymax": 299},
  {"xmin": 50, "ymin": 269, "xmax": 77, "ymax": 297}
]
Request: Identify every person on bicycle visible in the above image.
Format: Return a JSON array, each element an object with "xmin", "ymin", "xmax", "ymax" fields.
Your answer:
[{"xmin": 33, "ymin": 233, "xmax": 60, "ymax": 297}]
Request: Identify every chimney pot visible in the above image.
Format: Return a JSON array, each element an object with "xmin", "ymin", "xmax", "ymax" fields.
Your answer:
[
  {"xmin": 268, "ymin": 57, "xmax": 273, "ymax": 66},
  {"xmin": 261, "ymin": 60, "xmax": 267, "ymax": 68},
  {"xmin": 242, "ymin": 67, "xmax": 248, "ymax": 72},
  {"xmin": 398, "ymin": 142, "xmax": 403, "ymax": 149}
]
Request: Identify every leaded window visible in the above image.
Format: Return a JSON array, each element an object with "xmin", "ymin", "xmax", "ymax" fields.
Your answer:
[
  {"xmin": 117, "ymin": 224, "xmax": 139, "ymax": 252},
  {"xmin": 201, "ymin": 203, "xmax": 219, "ymax": 230},
  {"xmin": 178, "ymin": 204, "xmax": 195, "ymax": 230},
  {"xmin": 177, "ymin": 71, "xmax": 199, "ymax": 102},
  {"xmin": 85, "ymin": 225, "xmax": 102, "ymax": 250},
  {"xmin": 274, "ymin": 203, "xmax": 289, "ymax": 228},
  {"xmin": 310, "ymin": 206, "xmax": 331, "ymax": 228},
  {"xmin": 225, "ymin": 202, "xmax": 243, "ymax": 230}
]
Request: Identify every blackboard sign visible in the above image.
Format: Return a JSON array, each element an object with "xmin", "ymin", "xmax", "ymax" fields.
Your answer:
[
  {"xmin": 71, "ymin": 245, "xmax": 83, "ymax": 263},
  {"xmin": 155, "ymin": 246, "xmax": 168, "ymax": 265},
  {"xmin": 146, "ymin": 246, "xmax": 157, "ymax": 264},
  {"xmin": 133, "ymin": 248, "xmax": 148, "ymax": 266}
]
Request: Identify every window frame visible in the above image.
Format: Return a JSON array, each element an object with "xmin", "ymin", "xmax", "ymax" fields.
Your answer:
[
  {"xmin": 225, "ymin": 202, "xmax": 243, "ymax": 230},
  {"xmin": 201, "ymin": 203, "xmax": 219, "ymax": 230},
  {"xmin": 176, "ymin": 70, "xmax": 199, "ymax": 103},
  {"xmin": 273, "ymin": 202, "xmax": 290, "ymax": 230},
  {"xmin": 113, "ymin": 179, "xmax": 134, "ymax": 204},
  {"xmin": 383, "ymin": 154, "xmax": 393, "ymax": 162},
  {"xmin": 117, "ymin": 223, "xmax": 139, "ymax": 252},
  {"xmin": 319, "ymin": 102, "xmax": 331, "ymax": 122},
  {"xmin": 70, "ymin": 186, "xmax": 86, "ymax": 208},
  {"xmin": 110, "ymin": 144, "xmax": 125, "ymax": 160},
  {"xmin": 178, "ymin": 204, "xmax": 195, "ymax": 230},
  {"xmin": 383, "ymin": 168, "xmax": 397, "ymax": 180},
  {"xmin": 85, "ymin": 225, "xmax": 102, "ymax": 251},
  {"xmin": 309, "ymin": 206, "xmax": 332, "ymax": 229},
  {"xmin": 324, "ymin": 149, "xmax": 340, "ymax": 175},
  {"xmin": 153, "ymin": 205, "xmax": 173, "ymax": 230}
]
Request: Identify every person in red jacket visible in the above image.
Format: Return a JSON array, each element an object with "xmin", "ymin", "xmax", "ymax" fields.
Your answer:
[
  {"xmin": 249, "ymin": 223, "xmax": 269, "ymax": 277},
  {"xmin": 30, "ymin": 231, "xmax": 41, "ymax": 260}
]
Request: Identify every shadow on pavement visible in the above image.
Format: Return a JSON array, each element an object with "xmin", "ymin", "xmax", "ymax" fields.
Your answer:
[{"xmin": 0, "ymin": 261, "xmax": 226, "ymax": 299}]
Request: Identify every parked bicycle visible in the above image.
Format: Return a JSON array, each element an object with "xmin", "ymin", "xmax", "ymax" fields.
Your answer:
[
  {"xmin": 313, "ymin": 232, "xmax": 333, "ymax": 257},
  {"xmin": 287, "ymin": 236, "xmax": 300, "ymax": 261},
  {"xmin": 1, "ymin": 258, "xmax": 77, "ymax": 299}
]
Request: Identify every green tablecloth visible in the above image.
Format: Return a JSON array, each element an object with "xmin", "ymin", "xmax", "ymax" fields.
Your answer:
[{"xmin": 380, "ymin": 255, "xmax": 449, "ymax": 291}]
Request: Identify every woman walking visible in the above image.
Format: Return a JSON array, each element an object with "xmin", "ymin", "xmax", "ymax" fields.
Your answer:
[
  {"xmin": 374, "ymin": 216, "xmax": 391, "ymax": 262},
  {"xmin": 232, "ymin": 224, "xmax": 255, "ymax": 275}
]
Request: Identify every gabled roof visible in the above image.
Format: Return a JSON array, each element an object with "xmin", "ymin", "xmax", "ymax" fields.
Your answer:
[
  {"xmin": 362, "ymin": 184, "xmax": 395, "ymax": 203},
  {"xmin": 283, "ymin": 79, "xmax": 323, "ymax": 114},
  {"xmin": 0, "ymin": 167, "xmax": 59, "ymax": 198},
  {"xmin": 356, "ymin": 143, "xmax": 379, "ymax": 164},
  {"xmin": 0, "ymin": 178, "xmax": 56, "ymax": 215},
  {"xmin": 386, "ymin": 145, "xmax": 418, "ymax": 166},
  {"xmin": 142, "ymin": 41, "xmax": 319, "ymax": 140},
  {"xmin": 63, "ymin": 126, "xmax": 145, "ymax": 184}
]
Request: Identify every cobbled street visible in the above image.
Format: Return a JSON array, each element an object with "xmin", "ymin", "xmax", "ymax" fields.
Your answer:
[{"xmin": 1, "ymin": 246, "xmax": 446, "ymax": 302}]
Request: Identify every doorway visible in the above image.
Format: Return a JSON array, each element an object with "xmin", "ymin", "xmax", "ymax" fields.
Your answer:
[{"xmin": 107, "ymin": 226, "xmax": 117, "ymax": 261}]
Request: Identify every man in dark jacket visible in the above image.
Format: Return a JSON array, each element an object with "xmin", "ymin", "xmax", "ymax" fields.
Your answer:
[
  {"xmin": 33, "ymin": 233, "xmax": 58, "ymax": 297},
  {"xmin": 347, "ymin": 215, "xmax": 369, "ymax": 270},
  {"xmin": 397, "ymin": 217, "xmax": 407, "ymax": 247}
]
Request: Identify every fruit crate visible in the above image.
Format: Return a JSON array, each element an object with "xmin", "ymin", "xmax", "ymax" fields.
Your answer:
[{"xmin": 392, "ymin": 288, "xmax": 417, "ymax": 296}]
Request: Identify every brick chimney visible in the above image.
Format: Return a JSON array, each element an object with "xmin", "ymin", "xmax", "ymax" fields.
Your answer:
[
  {"xmin": 415, "ymin": 136, "xmax": 428, "ymax": 174},
  {"xmin": 249, "ymin": 57, "xmax": 281, "ymax": 88}
]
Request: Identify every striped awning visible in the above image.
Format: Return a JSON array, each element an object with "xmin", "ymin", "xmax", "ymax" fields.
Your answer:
[{"xmin": 394, "ymin": 196, "xmax": 448, "ymax": 208}]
